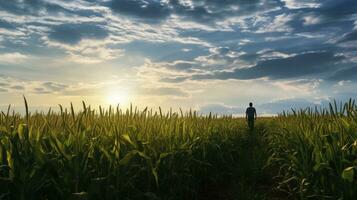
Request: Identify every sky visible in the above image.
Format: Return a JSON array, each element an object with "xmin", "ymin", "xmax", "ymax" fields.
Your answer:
[{"xmin": 0, "ymin": 0, "xmax": 357, "ymax": 115}]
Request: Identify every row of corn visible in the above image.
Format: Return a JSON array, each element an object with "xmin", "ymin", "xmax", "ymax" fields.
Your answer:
[
  {"xmin": 266, "ymin": 99, "xmax": 357, "ymax": 199},
  {"xmin": 0, "ymin": 99, "xmax": 249, "ymax": 200}
]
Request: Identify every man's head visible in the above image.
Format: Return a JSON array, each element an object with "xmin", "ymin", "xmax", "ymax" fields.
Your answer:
[{"xmin": 249, "ymin": 102, "xmax": 253, "ymax": 107}]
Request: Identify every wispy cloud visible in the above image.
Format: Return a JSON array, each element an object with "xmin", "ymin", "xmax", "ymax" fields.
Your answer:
[
  {"xmin": 0, "ymin": 52, "xmax": 28, "ymax": 64},
  {"xmin": 281, "ymin": 0, "xmax": 321, "ymax": 9}
]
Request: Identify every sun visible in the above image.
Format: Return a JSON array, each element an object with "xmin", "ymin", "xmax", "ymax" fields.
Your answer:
[{"xmin": 106, "ymin": 91, "xmax": 128, "ymax": 105}]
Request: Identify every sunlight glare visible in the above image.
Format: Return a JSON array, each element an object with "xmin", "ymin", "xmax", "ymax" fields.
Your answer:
[{"xmin": 106, "ymin": 91, "xmax": 129, "ymax": 105}]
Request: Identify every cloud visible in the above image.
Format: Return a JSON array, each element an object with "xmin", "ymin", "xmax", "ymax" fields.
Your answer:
[
  {"xmin": 61, "ymin": 88, "xmax": 101, "ymax": 96},
  {"xmin": 0, "ymin": 82, "xmax": 9, "ymax": 87},
  {"xmin": 143, "ymin": 46, "xmax": 246, "ymax": 77},
  {"xmin": 109, "ymin": 0, "xmax": 171, "ymax": 21},
  {"xmin": 319, "ymin": 0, "xmax": 357, "ymax": 19},
  {"xmin": 194, "ymin": 47, "xmax": 244, "ymax": 67},
  {"xmin": 198, "ymin": 103, "xmax": 243, "ymax": 115},
  {"xmin": 0, "ymin": 75, "xmax": 26, "ymax": 92},
  {"xmin": 273, "ymin": 78, "xmax": 321, "ymax": 91},
  {"xmin": 10, "ymin": 85, "xmax": 25, "ymax": 90},
  {"xmin": 63, "ymin": 45, "xmax": 124, "ymax": 64},
  {"xmin": 48, "ymin": 23, "xmax": 108, "ymax": 45},
  {"xmin": 46, "ymin": 29, "xmax": 123, "ymax": 64},
  {"xmin": 338, "ymin": 30, "xmax": 357, "ymax": 43},
  {"xmin": 120, "ymin": 40, "xmax": 210, "ymax": 62},
  {"xmin": 0, "ymin": 0, "xmax": 79, "ymax": 17},
  {"xmin": 328, "ymin": 66, "xmax": 357, "ymax": 81},
  {"xmin": 160, "ymin": 76, "xmax": 189, "ymax": 83},
  {"xmin": 171, "ymin": 0, "xmax": 267, "ymax": 24},
  {"xmin": 33, "ymin": 87, "xmax": 51, "ymax": 94},
  {"xmin": 0, "ymin": 20, "xmax": 16, "ymax": 29},
  {"xmin": 0, "ymin": 53, "xmax": 28, "ymax": 64},
  {"xmin": 0, "ymin": 0, "xmax": 356, "ymax": 113},
  {"xmin": 42, "ymin": 82, "xmax": 68, "ymax": 92},
  {"xmin": 140, "ymin": 87, "xmax": 189, "ymax": 97},
  {"xmin": 303, "ymin": 15, "xmax": 321, "ymax": 25},
  {"xmin": 167, "ymin": 61, "xmax": 196, "ymax": 71},
  {"xmin": 192, "ymin": 51, "xmax": 344, "ymax": 80},
  {"xmin": 0, "ymin": 0, "xmax": 46, "ymax": 15},
  {"xmin": 0, "ymin": 75, "xmax": 78, "ymax": 95},
  {"xmin": 281, "ymin": 0, "xmax": 321, "ymax": 9},
  {"xmin": 32, "ymin": 81, "xmax": 69, "ymax": 94},
  {"xmin": 256, "ymin": 14, "xmax": 295, "ymax": 33},
  {"xmin": 107, "ymin": 0, "xmax": 272, "ymax": 24}
]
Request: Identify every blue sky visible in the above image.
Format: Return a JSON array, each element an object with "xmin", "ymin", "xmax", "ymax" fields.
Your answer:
[{"xmin": 0, "ymin": 0, "xmax": 356, "ymax": 115}]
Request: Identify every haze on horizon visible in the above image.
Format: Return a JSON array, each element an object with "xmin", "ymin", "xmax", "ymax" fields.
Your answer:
[{"xmin": 0, "ymin": 0, "xmax": 356, "ymax": 115}]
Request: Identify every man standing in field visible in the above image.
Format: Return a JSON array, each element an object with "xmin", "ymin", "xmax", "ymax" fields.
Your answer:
[{"xmin": 246, "ymin": 102, "xmax": 257, "ymax": 130}]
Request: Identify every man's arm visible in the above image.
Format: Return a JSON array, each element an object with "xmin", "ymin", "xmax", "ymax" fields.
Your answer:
[{"xmin": 254, "ymin": 109, "xmax": 257, "ymax": 120}]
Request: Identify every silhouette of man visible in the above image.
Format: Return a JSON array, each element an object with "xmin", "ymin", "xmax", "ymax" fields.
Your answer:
[{"xmin": 246, "ymin": 102, "xmax": 257, "ymax": 130}]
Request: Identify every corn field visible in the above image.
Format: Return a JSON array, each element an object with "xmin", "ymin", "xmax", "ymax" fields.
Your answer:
[
  {"xmin": 0, "ymin": 98, "xmax": 356, "ymax": 200},
  {"xmin": 267, "ymin": 99, "xmax": 357, "ymax": 199}
]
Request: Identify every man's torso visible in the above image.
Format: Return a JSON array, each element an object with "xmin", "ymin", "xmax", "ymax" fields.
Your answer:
[{"xmin": 246, "ymin": 107, "xmax": 256, "ymax": 119}]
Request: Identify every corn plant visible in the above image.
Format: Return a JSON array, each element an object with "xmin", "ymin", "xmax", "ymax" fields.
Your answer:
[
  {"xmin": 267, "ymin": 99, "xmax": 357, "ymax": 199},
  {"xmin": 0, "ymin": 99, "xmax": 252, "ymax": 200}
]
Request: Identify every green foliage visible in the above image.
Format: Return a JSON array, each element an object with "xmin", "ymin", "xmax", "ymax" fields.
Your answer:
[
  {"xmin": 267, "ymin": 99, "xmax": 357, "ymax": 199},
  {"xmin": 342, "ymin": 167, "xmax": 355, "ymax": 183},
  {"xmin": 1, "ymin": 98, "xmax": 356, "ymax": 199},
  {"xmin": 0, "ymin": 99, "xmax": 253, "ymax": 200}
]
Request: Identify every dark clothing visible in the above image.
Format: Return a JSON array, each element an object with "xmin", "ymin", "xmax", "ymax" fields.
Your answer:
[
  {"xmin": 247, "ymin": 118, "xmax": 254, "ymax": 130},
  {"xmin": 246, "ymin": 107, "xmax": 256, "ymax": 130},
  {"xmin": 246, "ymin": 107, "xmax": 256, "ymax": 120}
]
